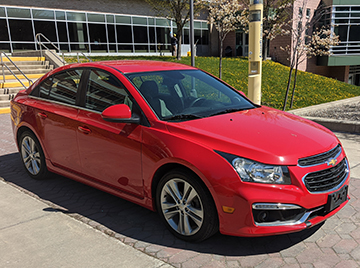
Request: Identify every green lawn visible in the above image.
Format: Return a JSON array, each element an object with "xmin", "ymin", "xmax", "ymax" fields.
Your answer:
[{"xmin": 66, "ymin": 56, "xmax": 360, "ymax": 111}]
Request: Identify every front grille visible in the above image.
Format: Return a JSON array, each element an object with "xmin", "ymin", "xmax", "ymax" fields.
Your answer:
[
  {"xmin": 303, "ymin": 158, "xmax": 349, "ymax": 193},
  {"xmin": 298, "ymin": 144, "xmax": 341, "ymax": 167}
]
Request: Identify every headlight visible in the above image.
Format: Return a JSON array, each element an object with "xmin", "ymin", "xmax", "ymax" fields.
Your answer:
[
  {"xmin": 216, "ymin": 151, "xmax": 291, "ymax": 185},
  {"xmin": 232, "ymin": 157, "xmax": 291, "ymax": 184}
]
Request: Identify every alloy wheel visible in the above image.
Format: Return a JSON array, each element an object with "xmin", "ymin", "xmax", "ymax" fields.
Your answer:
[
  {"xmin": 160, "ymin": 178, "xmax": 204, "ymax": 236},
  {"xmin": 21, "ymin": 135, "xmax": 41, "ymax": 176}
]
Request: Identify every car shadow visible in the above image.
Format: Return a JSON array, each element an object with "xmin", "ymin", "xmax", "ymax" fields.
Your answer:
[{"xmin": 0, "ymin": 152, "xmax": 324, "ymax": 256}]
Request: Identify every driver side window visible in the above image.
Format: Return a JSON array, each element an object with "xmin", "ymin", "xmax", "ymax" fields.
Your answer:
[{"xmin": 85, "ymin": 69, "xmax": 133, "ymax": 112}]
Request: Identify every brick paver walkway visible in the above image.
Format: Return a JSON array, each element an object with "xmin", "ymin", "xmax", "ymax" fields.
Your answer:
[{"xmin": 1, "ymin": 113, "xmax": 359, "ymax": 267}]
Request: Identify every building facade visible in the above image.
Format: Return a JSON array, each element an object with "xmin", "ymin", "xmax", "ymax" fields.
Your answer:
[
  {"xmin": 222, "ymin": 0, "xmax": 360, "ymax": 86},
  {"xmin": 0, "ymin": 0, "xmax": 210, "ymax": 56},
  {"xmin": 1, "ymin": 0, "xmax": 359, "ymax": 86},
  {"xmin": 270, "ymin": 0, "xmax": 360, "ymax": 86}
]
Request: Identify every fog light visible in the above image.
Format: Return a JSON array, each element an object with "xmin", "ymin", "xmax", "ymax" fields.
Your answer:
[
  {"xmin": 252, "ymin": 203, "xmax": 306, "ymax": 226},
  {"xmin": 257, "ymin": 211, "xmax": 268, "ymax": 223}
]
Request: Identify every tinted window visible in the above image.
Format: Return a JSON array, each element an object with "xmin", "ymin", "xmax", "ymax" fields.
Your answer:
[
  {"xmin": 31, "ymin": 69, "xmax": 82, "ymax": 105},
  {"xmin": 46, "ymin": 69, "xmax": 82, "ymax": 105},
  {"xmin": 126, "ymin": 70, "xmax": 255, "ymax": 121},
  {"xmin": 39, "ymin": 77, "xmax": 53, "ymax": 98},
  {"xmin": 85, "ymin": 69, "xmax": 132, "ymax": 112}
]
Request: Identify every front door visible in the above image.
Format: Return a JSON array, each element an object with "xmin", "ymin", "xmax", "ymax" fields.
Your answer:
[{"xmin": 76, "ymin": 69, "xmax": 143, "ymax": 197}]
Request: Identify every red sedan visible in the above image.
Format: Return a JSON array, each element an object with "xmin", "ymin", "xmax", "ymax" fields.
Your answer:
[{"xmin": 10, "ymin": 60, "xmax": 350, "ymax": 242}]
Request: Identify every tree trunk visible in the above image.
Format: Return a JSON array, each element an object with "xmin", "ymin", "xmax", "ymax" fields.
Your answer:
[
  {"xmin": 283, "ymin": 67, "xmax": 293, "ymax": 111},
  {"xmin": 290, "ymin": 67, "xmax": 298, "ymax": 109},
  {"xmin": 263, "ymin": 37, "xmax": 268, "ymax": 60},
  {"xmin": 176, "ymin": 30, "xmax": 182, "ymax": 60},
  {"xmin": 219, "ymin": 38, "xmax": 223, "ymax": 79}
]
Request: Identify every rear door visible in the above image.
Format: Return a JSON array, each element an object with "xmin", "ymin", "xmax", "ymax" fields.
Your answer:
[
  {"xmin": 29, "ymin": 69, "xmax": 83, "ymax": 172},
  {"xmin": 76, "ymin": 69, "xmax": 143, "ymax": 197}
]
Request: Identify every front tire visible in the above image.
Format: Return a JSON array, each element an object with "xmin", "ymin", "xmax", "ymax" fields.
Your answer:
[
  {"xmin": 19, "ymin": 131, "xmax": 49, "ymax": 180},
  {"xmin": 156, "ymin": 169, "xmax": 218, "ymax": 242}
]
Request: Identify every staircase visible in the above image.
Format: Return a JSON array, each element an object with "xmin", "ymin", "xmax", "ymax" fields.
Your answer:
[{"xmin": 0, "ymin": 56, "xmax": 53, "ymax": 109}]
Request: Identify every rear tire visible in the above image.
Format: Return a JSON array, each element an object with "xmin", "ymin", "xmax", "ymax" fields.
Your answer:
[
  {"xmin": 156, "ymin": 169, "xmax": 218, "ymax": 242},
  {"xmin": 19, "ymin": 131, "xmax": 49, "ymax": 180}
]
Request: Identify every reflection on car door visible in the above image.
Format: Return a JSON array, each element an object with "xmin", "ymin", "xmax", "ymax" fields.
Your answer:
[
  {"xmin": 29, "ymin": 69, "xmax": 83, "ymax": 172},
  {"xmin": 76, "ymin": 69, "xmax": 143, "ymax": 197}
]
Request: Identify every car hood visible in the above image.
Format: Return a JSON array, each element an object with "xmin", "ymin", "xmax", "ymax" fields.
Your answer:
[{"xmin": 166, "ymin": 106, "xmax": 339, "ymax": 165}]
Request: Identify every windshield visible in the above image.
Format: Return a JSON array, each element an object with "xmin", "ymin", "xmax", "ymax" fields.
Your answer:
[{"xmin": 126, "ymin": 69, "xmax": 256, "ymax": 121}]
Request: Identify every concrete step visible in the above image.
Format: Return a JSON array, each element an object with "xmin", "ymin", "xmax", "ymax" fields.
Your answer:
[
  {"xmin": 4, "ymin": 60, "xmax": 51, "ymax": 66},
  {"xmin": 5, "ymin": 64, "xmax": 52, "ymax": 71},
  {"xmin": 1, "ymin": 87, "xmax": 25, "ymax": 94},
  {"xmin": 0, "ymin": 94, "xmax": 16, "ymax": 101},
  {"xmin": 3, "ymin": 74, "xmax": 43, "ymax": 80},
  {"xmin": 0, "ymin": 100, "xmax": 11, "ymax": 108},
  {"xmin": 0, "ymin": 80, "xmax": 32, "ymax": 88},
  {"xmin": 2, "ymin": 56, "xmax": 46, "ymax": 62},
  {"xmin": 2, "ymin": 68, "xmax": 52, "ymax": 75}
]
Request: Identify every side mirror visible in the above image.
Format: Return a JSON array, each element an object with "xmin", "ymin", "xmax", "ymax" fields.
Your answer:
[{"xmin": 102, "ymin": 104, "xmax": 140, "ymax": 124}]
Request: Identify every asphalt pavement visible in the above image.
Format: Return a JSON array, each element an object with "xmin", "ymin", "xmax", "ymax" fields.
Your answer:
[{"xmin": 1, "ymin": 110, "xmax": 360, "ymax": 267}]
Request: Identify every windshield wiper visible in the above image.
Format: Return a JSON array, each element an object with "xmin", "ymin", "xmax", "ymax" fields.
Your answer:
[
  {"xmin": 163, "ymin": 114, "xmax": 204, "ymax": 121},
  {"xmin": 209, "ymin": 108, "xmax": 251, "ymax": 117}
]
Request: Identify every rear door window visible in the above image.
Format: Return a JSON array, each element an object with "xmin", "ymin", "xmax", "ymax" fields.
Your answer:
[
  {"xmin": 48, "ymin": 69, "xmax": 82, "ymax": 105},
  {"xmin": 31, "ymin": 69, "xmax": 83, "ymax": 106}
]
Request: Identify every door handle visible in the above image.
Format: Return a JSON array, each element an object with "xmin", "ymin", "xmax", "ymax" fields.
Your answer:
[
  {"xmin": 78, "ymin": 126, "xmax": 92, "ymax": 134},
  {"xmin": 37, "ymin": 112, "xmax": 47, "ymax": 119}
]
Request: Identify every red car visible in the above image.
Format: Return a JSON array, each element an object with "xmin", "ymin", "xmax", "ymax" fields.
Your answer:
[{"xmin": 10, "ymin": 60, "xmax": 350, "ymax": 242}]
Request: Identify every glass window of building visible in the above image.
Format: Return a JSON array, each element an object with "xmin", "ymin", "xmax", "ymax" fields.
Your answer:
[
  {"xmin": 0, "ymin": 7, "xmax": 5, "ymax": 17},
  {"xmin": 116, "ymin": 25, "xmax": 132, "ymax": 43},
  {"xmin": 67, "ymin": 12, "xmax": 86, "ymax": 22},
  {"xmin": 33, "ymin": 9, "xmax": 54, "ymax": 20},
  {"xmin": 87, "ymin": 13, "xmax": 105, "ymax": 23},
  {"xmin": 0, "ymin": 5, "xmax": 209, "ymax": 55},
  {"xmin": 56, "ymin": 11, "xmax": 66, "ymax": 20},
  {"xmin": 7, "ymin": 8, "xmax": 31, "ymax": 18},
  {"xmin": 9, "ymin": 19, "xmax": 34, "ymax": 41}
]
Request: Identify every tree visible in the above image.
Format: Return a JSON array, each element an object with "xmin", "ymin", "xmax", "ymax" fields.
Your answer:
[
  {"xmin": 145, "ymin": 0, "xmax": 204, "ymax": 60},
  {"xmin": 208, "ymin": 0, "xmax": 247, "ymax": 79},
  {"xmin": 280, "ymin": 1, "xmax": 339, "ymax": 110}
]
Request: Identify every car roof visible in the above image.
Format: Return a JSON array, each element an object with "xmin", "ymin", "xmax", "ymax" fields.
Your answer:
[{"xmin": 69, "ymin": 60, "xmax": 197, "ymax": 74}]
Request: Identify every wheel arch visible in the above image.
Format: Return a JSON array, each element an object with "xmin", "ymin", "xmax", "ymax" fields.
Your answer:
[
  {"xmin": 16, "ymin": 125, "xmax": 48, "ymax": 158},
  {"xmin": 150, "ymin": 163, "xmax": 218, "ymax": 218},
  {"xmin": 16, "ymin": 125, "xmax": 36, "ymax": 147}
]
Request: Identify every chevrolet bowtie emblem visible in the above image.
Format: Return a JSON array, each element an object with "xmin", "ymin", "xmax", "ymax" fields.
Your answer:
[{"xmin": 326, "ymin": 158, "xmax": 337, "ymax": 166}]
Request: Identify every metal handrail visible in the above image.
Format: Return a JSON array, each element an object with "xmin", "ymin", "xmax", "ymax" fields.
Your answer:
[
  {"xmin": 1, "ymin": 52, "xmax": 33, "ymax": 89},
  {"xmin": 35, "ymin": 33, "xmax": 66, "ymax": 65},
  {"xmin": 76, "ymin": 52, "xmax": 92, "ymax": 63}
]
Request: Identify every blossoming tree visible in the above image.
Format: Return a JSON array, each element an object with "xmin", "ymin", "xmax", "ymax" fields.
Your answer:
[{"xmin": 208, "ymin": 0, "xmax": 248, "ymax": 79}]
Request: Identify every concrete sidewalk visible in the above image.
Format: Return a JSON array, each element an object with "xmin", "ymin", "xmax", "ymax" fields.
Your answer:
[{"xmin": 0, "ymin": 179, "xmax": 172, "ymax": 268}]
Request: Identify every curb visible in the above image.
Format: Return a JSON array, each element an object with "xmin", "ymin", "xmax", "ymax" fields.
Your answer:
[
  {"xmin": 289, "ymin": 96, "xmax": 360, "ymax": 134},
  {"xmin": 299, "ymin": 116, "xmax": 360, "ymax": 134}
]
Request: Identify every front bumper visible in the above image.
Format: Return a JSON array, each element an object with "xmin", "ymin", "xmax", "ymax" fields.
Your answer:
[{"xmin": 217, "ymin": 149, "xmax": 350, "ymax": 237}]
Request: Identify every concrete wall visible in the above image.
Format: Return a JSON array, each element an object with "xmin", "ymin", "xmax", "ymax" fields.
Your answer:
[
  {"xmin": 269, "ymin": 34, "xmax": 291, "ymax": 66},
  {"xmin": 306, "ymin": 56, "xmax": 349, "ymax": 82},
  {"xmin": 222, "ymin": 31, "xmax": 236, "ymax": 57}
]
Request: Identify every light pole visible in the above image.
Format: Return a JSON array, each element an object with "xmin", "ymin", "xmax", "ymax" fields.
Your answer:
[
  {"xmin": 248, "ymin": 0, "xmax": 263, "ymax": 105},
  {"xmin": 190, "ymin": 0, "xmax": 195, "ymax": 67}
]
